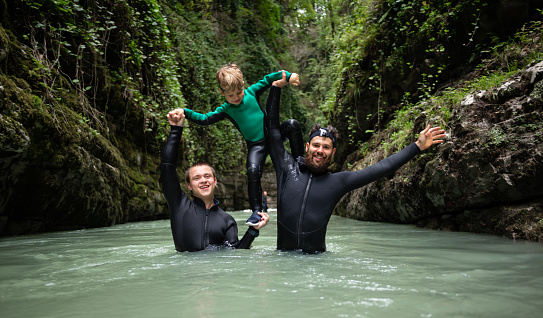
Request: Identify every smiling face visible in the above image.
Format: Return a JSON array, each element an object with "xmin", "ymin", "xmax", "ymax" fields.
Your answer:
[
  {"xmin": 221, "ymin": 88, "xmax": 244, "ymax": 105},
  {"xmin": 305, "ymin": 136, "xmax": 336, "ymax": 173},
  {"xmin": 187, "ymin": 164, "xmax": 217, "ymax": 201}
]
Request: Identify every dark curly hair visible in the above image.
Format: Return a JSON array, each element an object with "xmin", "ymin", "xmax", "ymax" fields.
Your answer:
[{"xmin": 308, "ymin": 124, "xmax": 339, "ymax": 140}]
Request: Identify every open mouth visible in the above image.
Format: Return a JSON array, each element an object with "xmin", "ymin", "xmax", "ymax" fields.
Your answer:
[{"xmin": 313, "ymin": 155, "xmax": 325, "ymax": 163}]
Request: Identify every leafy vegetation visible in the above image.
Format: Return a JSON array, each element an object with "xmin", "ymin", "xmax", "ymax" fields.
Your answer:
[
  {"xmin": 362, "ymin": 11, "xmax": 543, "ymax": 156},
  {"xmin": 283, "ymin": 1, "xmax": 542, "ymax": 159},
  {"xmin": 10, "ymin": 0, "xmax": 309, "ymax": 173},
  {"xmin": 5, "ymin": 0, "xmax": 543, "ymax": 173}
]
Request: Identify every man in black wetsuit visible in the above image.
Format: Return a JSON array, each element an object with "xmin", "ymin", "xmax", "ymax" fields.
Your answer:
[
  {"xmin": 266, "ymin": 72, "xmax": 446, "ymax": 254},
  {"xmin": 161, "ymin": 109, "xmax": 269, "ymax": 252}
]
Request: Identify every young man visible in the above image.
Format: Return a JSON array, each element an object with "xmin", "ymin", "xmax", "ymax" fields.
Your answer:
[
  {"xmin": 266, "ymin": 72, "xmax": 446, "ymax": 253},
  {"xmin": 161, "ymin": 109, "xmax": 269, "ymax": 252}
]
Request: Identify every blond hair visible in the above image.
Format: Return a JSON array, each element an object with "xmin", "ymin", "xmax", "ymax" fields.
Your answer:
[{"xmin": 216, "ymin": 63, "xmax": 244, "ymax": 93}]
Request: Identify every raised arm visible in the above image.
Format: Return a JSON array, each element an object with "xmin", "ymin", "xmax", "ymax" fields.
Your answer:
[
  {"xmin": 160, "ymin": 109, "xmax": 188, "ymax": 216},
  {"xmin": 184, "ymin": 103, "xmax": 229, "ymax": 126},
  {"xmin": 337, "ymin": 143, "xmax": 421, "ymax": 193},
  {"xmin": 248, "ymin": 70, "xmax": 298, "ymax": 98},
  {"xmin": 338, "ymin": 125, "xmax": 446, "ymax": 193},
  {"xmin": 265, "ymin": 73, "xmax": 295, "ymax": 172}
]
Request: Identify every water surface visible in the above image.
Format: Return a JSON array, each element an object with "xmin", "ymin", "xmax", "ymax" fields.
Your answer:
[{"xmin": 1, "ymin": 212, "xmax": 542, "ymax": 318}]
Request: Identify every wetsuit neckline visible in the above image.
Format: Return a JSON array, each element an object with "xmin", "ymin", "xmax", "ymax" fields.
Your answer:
[{"xmin": 193, "ymin": 196, "xmax": 220, "ymax": 210}]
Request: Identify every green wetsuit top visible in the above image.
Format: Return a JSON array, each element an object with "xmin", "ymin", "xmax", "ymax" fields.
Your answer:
[{"xmin": 184, "ymin": 71, "xmax": 292, "ymax": 142}]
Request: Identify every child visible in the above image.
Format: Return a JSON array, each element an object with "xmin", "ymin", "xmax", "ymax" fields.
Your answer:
[{"xmin": 183, "ymin": 63, "xmax": 300, "ymax": 226}]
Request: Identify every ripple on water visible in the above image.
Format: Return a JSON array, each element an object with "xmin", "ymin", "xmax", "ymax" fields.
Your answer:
[{"xmin": 1, "ymin": 217, "xmax": 543, "ymax": 318}]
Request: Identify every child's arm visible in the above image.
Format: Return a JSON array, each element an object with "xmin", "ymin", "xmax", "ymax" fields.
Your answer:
[
  {"xmin": 248, "ymin": 71, "xmax": 299, "ymax": 97},
  {"xmin": 183, "ymin": 102, "xmax": 229, "ymax": 126}
]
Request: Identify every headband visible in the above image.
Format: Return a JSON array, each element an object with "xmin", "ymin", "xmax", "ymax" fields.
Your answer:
[{"xmin": 309, "ymin": 128, "xmax": 336, "ymax": 147}]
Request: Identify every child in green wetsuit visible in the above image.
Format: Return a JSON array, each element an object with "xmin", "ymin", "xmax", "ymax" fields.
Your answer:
[{"xmin": 183, "ymin": 63, "xmax": 301, "ymax": 226}]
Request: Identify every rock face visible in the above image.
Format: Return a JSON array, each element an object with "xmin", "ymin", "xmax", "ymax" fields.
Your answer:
[
  {"xmin": 214, "ymin": 170, "xmax": 276, "ymax": 211},
  {"xmin": 0, "ymin": 75, "xmax": 167, "ymax": 235},
  {"xmin": 213, "ymin": 171, "xmax": 248, "ymax": 211},
  {"xmin": 334, "ymin": 61, "xmax": 543, "ymax": 242},
  {"xmin": 0, "ymin": 26, "xmax": 167, "ymax": 235},
  {"xmin": 330, "ymin": 0, "xmax": 543, "ymax": 168}
]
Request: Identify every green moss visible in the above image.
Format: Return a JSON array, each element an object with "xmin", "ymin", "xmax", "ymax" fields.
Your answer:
[{"xmin": 0, "ymin": 113, "xmax": 29, "ymax": 154}]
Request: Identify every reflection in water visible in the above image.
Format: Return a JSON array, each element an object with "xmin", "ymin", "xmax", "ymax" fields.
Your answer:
[{"xmin": 1, "ymin": 212, "xmax": 542, "ymax": 318}]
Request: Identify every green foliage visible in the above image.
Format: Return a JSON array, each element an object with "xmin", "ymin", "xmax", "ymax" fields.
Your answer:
[
  {"xmin": 162, "ymin": 0, "xmax": 306, "ymax": 171},
  {"xmin": 12, "ymin": 0, "xmax": 310, "ymax": 175},
  {"xmin": 489, "ymin": 126, "xmax": 507, "ymax": 146},
  {"xmin": 254, "ymin": 0, "xmax": 282, "ymax": 48},
  {"xmin": 14, "ymin": 0, "xmax": 541, "ymax": 175},
  {"xmin": 287, "ymin": 0, "xmax": 543, "ymax": 154},
  {"xmin": 371, "ymin": 13, "xmax": 543, "ymax": 154},
  {"xmin": 18, "ymin": 0, "xmax": 185, "ymax": 139}
]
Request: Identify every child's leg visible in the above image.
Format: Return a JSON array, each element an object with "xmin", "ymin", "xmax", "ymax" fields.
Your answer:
[
  {"xmin": 280, "ymin": 119, "xmax": 304, "ymax": 159},
  {"xmin": 245, "ymin": 140, "xmax": 267, "ymax": 225}
]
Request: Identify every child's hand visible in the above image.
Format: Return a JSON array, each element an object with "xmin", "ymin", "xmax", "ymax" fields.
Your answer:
[
  {"xmin": 167, "ymin": 108, "xmax": 185, "ymax": 127},
  {"xmin": 290, "ymin": 73, "xmax": 300, "ymax": 86},
  {"xmin": 272, "ymin": 71, "xmax": 288, "ymax": 88}
]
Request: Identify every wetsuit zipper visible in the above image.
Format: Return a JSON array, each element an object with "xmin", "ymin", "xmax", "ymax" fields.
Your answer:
[
  {"xmin": 203, "ymin": 210, "xmax": 209, "ymax": 249},
  {"xmin": 297, "ymin": 173, "xmax": 313, "ymax": 248}
]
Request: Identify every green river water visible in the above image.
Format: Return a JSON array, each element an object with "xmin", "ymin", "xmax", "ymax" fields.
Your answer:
[{"xmin": 1, "ymin": 212, "xmax": 542, "ymax": 318}]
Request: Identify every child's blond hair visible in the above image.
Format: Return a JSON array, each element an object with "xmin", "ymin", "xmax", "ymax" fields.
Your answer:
[{"xmin": 216, "ymin": 63, "xmax": 244, "ymax": 93}]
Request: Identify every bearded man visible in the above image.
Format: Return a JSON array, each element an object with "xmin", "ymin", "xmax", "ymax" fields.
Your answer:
[{"xmin": 266, "ymin": 72, "xmax": 446, "ymax": 253}]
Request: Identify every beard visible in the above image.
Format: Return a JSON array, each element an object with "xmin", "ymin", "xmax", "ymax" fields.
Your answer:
[{"xmin": 304, "ymin": 151, "xmax": 332, "ymax": 174}]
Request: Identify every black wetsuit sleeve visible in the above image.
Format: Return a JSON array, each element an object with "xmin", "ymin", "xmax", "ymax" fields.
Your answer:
[
  {"xmin": 235, "ymin": 228, "xmax": 260, "ymax": 249},
  {"xmin": 161, "ymin": 126, "xmax": 187, "ymax": 214},
  {"xmin": 338, "ymin": 143, "xmax": 421, "ymax": 193},
  {"xmin": 223, "ymin": 214, "xmax": 259, "ymax": 249},
  {"xmin": 266, "ymin": 86, "xmax": 295, "ymax": 172}
]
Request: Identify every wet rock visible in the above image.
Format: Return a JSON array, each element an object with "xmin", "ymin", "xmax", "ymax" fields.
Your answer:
[{"xmin": 335, "ymin": 64, "xmax": 543, "ymax": 242}]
